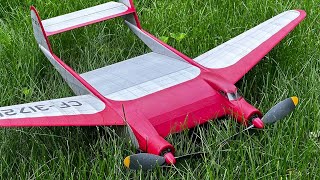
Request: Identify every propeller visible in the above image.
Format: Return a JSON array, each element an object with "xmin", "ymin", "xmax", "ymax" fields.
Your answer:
[
  {"xmin": 221, "ymin": 96, "xmax": 299, "ymax": 143},
  {"xmin": 123, "ymin": 97, "xmax": 298, "ymax": 170},
  {"xmin": 124, "ymin": 151, "xmax": 204, "ymax": 171},
  {"xmin": 251, "ymin": 96, "xmax": 299, "ymax": 129},
  {"xmin": 121, "ymin": 104, "xmax": 200, "ymax": 171},
  {"xmin": 124, "ymin": 153, "xmax": 165, "ymax": 171},
  {"xmin": 121, "ymin": 104, "xmax": 169, "ymax": 171}
]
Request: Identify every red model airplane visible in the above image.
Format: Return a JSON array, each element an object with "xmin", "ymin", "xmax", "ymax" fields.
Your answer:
[{"xmin": 0, "ymin": 0, "xmax": 305, "ymax": 170}]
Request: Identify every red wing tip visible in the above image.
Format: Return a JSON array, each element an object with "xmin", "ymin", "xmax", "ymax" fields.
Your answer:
[
  {"xmin": 30, "ymin": 6, "xmax": 36, "ymax": 11},
  {"xmin": 295, "ymin": 9, "xmax": 307, "ymax": 17}
]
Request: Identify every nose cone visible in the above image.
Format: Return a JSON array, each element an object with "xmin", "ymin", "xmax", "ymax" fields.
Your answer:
[
  {"xmin": 164, "ymin": 152, "xmax": 176, "ymax": 165},
  {"xmin": 291, "ymin": 96, "xmax": 299, "ymax": 106},
  {"xmin": 252, "ymin": 118, "xmax": 264, "ymax": 129},
  {"xmin": 124, "ymin": 156, "xmax": 130, "ymax": 169}
]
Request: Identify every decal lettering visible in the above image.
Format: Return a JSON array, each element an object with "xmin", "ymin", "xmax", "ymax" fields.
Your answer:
[
  {"xmin": 1, "ymin": 109, "xmax": 17, "ymax": 116},
  {"xmin": 0, "ymin": 101, "xmax": 84, "ymax": 119},
  {"xmin": 60, "ymin": 102, "xmax": 71, "ymax": 108},
  {"xmin": 29, "ymin": 107, "xmax": 37, "ymax": 112},
  {"xmin": 20, "ymin": 107, "xmax": 32, "ymax": 114},
  {"xmin": 68, "ymin": 101, "xmax": 82, "ymax": 107},
  {"xmin": 31, "ymin": 18, "xmax": 40, "ymax": 26},
  {"xmin": 35, "ymin": 105, "xmax": 49, "ymax": 111}
]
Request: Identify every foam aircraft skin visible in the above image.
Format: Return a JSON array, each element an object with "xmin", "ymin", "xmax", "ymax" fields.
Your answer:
[{"xmin": 0, "ymin": 0, "xmax": 305, "ymax": 170}]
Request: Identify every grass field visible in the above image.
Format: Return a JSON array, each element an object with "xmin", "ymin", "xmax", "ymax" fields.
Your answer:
[{"xmin": 0, "ymin": 0, "xmax": 319, "ymax": 179}]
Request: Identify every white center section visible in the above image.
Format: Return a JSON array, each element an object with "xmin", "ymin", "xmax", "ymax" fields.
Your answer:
[
  {"xmin": 194, "ymin": 10, "xmax": 300, "ymax": 69},
  {"xmin": 81, "ymin": 52, "xmax": 201, "ymax": 101},
  {"xmin": 0, "ymin": 95, "xmax": 105, "ymax": 120},
  {"xmin": 42, "ymin": 1, "xmax": 128, "ymax": 33}
]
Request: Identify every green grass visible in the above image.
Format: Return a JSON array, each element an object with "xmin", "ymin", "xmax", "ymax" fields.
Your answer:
[{"xmin": 0, "ymin": 0, "xmax": 319, "ymax": 179}]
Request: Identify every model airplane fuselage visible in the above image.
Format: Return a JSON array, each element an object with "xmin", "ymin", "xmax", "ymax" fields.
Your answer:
[{"xmin": 0, "ymin": 0, "xmax": 305, "ymax": 167}]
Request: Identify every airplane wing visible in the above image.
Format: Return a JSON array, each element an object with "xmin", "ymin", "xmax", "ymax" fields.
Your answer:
[
  {"xmin": 0, "ymin": 94, "xmax": 124, "ymax": 127},
  {"xmin": 194, "ymin": 10, "xmax": 306, "ymax": 84}
]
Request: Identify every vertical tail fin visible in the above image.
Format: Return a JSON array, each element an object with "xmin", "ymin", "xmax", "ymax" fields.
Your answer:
[{"xmin": 30, "ymin": 6, "xmax": 52, "ymax": 52}]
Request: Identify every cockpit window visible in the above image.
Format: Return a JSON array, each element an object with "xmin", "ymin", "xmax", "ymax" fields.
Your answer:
[
  {"xmin": 227, "ymin": 91, "xmax": 241, "ymax": 100},
  {"xmin": 219, "ymin": 91, "xmax": 227, "ymax": 98}
]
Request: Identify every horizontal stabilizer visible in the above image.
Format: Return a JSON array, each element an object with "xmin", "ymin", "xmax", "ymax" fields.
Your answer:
[{"xmin": 42, "ymin": 1, "xmax": 134, "ymax": 36}]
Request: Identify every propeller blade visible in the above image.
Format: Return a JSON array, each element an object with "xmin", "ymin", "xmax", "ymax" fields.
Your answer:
[
  {"xmin": 124, "ymin": 153, "xmax": 166, "ymax": 170},
  {"xmin": 262, "ymin": 96, "xmax": 298, "ymax": 124}
]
